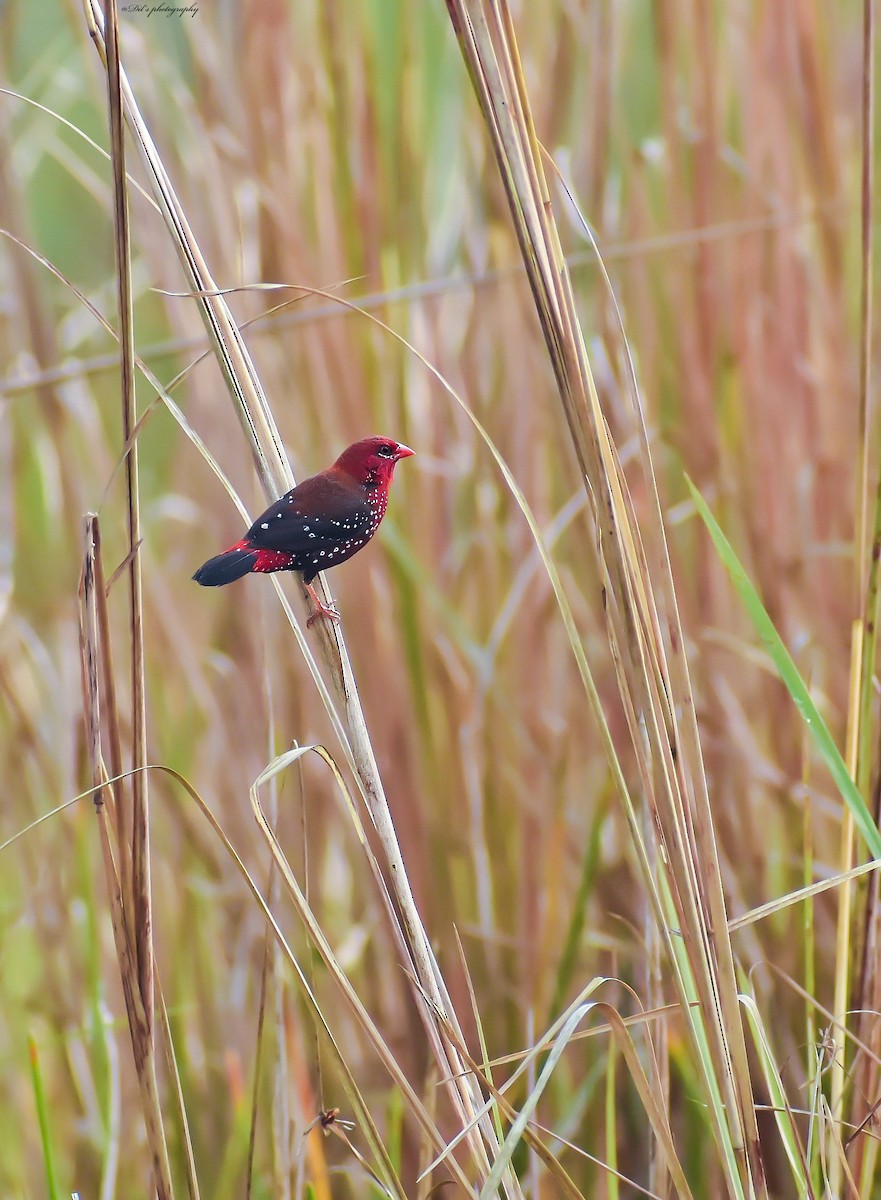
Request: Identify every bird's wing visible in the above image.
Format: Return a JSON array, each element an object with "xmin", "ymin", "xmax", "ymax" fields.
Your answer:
[{"xmin": 245, "ymin": 475, "xmax": 370, "ymax": 553}]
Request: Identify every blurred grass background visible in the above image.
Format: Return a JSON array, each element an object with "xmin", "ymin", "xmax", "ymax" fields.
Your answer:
[{"xmin": 0, "ymin": 0, "xmax": 876, "ymax": 1196}]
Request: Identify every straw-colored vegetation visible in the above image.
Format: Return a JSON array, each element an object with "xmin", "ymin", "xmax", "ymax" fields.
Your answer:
[{"xmin": 1, "ymin": 1, "xmax": 879, "ymax": 1196}]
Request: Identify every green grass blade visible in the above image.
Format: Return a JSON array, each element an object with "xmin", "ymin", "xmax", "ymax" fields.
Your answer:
[
  {"xmin": 739, "ymin": 996, "xmax": 814, "ymax": 1197},
  {"xmin": 687, "ymin": 478, "xmax": 881, "ymax": 858},
  {"xmin": 29, "ymin": 1035, "xmax": 61, "ymax": 1200}
]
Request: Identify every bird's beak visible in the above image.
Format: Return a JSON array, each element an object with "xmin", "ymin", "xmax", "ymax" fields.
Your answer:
[{"xmin": 395, "ymin": 444, "xmax": 415, "ymax": 460}]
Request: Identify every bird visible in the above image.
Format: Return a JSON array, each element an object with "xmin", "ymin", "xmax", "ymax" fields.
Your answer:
[{"xmin": 193, "ymin": 436, "xmax": 414, "ymax": 627}]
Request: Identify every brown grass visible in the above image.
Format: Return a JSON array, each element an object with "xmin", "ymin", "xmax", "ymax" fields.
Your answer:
[{"xmin": 1, "ymin": 0, "xmax": 879, "ymax": 1196}]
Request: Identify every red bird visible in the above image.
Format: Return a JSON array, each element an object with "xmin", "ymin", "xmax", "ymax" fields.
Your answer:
[{"xmin": 194, "ymin": 436, "xmax": 414, "ymax": 626}]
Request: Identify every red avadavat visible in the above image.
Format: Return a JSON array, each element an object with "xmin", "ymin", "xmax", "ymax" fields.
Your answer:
[{"xmin": 194, "ymin": 437, "xmax": 414, "ymax": 626}]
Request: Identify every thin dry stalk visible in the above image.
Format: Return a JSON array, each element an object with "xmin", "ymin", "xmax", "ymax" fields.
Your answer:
[
  {"xmin": 422, "ymin": 988, "xmax": 691, "ymax": 1200},
  {"xmin": 79, "ymin": 514, "xmax": 174, "ymax": 1199},
  {"xmin": 82, "ymin": 2, "xmax": 520, "ymax": 1189},
  {"xmin": 84, "ymin": 0, "xmax": 290, "ymax": 505},
  {"xmin": 157, "ymin": 988, "xmax": 201, "ymax": 1200},
  {"xmin": 850, "ymin": 0, "xmax": 881, "ymax": 1190},
  {"xmin": 829, "ymin": 626, "xmax": 861, "ymax": 1190},
  {"xmin": 447, "ymin": 2, "xmax": 772, "ymax": 1193},
  {"xmin": 249, "ymin": 748, "xmax": 478, "ymax": 1197},
  {"xmin": 103, "ymin": 0, "xmax": 153, "ymax": 1035}
]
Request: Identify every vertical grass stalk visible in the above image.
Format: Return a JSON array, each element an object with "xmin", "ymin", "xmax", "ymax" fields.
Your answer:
[{"xmin": 446, "ymin": 3, "xmax": 766, "ymax": 1192}]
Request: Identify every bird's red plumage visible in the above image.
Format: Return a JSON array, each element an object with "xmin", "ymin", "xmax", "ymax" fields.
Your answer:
[
  {"xmin": 193, "ymin": 437, "xmax": 413, "ymax": 624},
  {"xmin": 252, "ymin": 548, "xmax": 296, "ymax": 573}
]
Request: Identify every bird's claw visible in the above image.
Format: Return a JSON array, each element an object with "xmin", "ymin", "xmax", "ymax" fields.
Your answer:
[{"xmin": 306, "ymin": 599, "xmax": 341, "ymax": 629}]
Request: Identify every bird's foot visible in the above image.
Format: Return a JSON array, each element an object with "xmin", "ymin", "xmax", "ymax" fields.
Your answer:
[
  {"xmin": 304, "ymin": 582, "xmax": 341, "ymax": 629},
  {"xmin": 306, "ymin": 600, "xmax": 341, "ymax": 629}
]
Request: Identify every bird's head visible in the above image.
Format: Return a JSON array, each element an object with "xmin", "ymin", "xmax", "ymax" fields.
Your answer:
[{"xmin": 334, "ymin": 437, "xmax": 415, "ymax": 489}]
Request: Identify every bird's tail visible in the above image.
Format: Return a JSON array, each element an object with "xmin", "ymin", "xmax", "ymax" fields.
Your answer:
[{"xmin": 193, "ymin": 540, "xmax": 258, "ymax": 586}]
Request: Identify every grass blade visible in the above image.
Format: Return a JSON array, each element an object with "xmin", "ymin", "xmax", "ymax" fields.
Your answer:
[
  {"xmin": 687, "ymin": 477, "xmax": 881, "ymax": 859},
  {"xmin": 29, "ymin": 1035, "xmax": 61, "ymax": 1200}
]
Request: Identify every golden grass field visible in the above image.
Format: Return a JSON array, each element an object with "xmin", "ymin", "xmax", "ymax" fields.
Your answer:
[{"xmin": 1, "ymin": 1, "xmax": 880, "ymax": 1196}]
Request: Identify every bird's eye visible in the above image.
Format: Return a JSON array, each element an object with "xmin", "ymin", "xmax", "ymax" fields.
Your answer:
[{"xmin": 377, "ymin": 444, "xmax": 395, "ymax": 458}]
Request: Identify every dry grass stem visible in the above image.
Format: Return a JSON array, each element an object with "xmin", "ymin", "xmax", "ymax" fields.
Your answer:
[{"xmin": 4, "ymin": 2, "xmax": 879, "ymax": 1194}]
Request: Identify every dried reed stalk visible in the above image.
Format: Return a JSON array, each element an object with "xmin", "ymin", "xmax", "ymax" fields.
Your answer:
[
  {"xmin": 445, "ymin": 2, "xmax": 787, "ymax": 1194},
  {"xmin": 83, "ymin": 1, "xmax": 515, "ymax": 1189},
  {"xmin": 79, "ymin": 514, "xmax": 174, "ymax": 1199},
  {"xmin": 102, "ymin": 0, "xmax": 153, "ymax": 1036},
  {"xmin": 849, "ymin": 0, "xmax": 881, "ymax": 1191}
]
